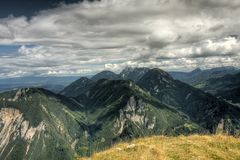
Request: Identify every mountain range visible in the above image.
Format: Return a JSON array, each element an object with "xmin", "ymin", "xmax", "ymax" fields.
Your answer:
[
  {"xmin": 169, "ymin": 66, "xmax": 239, "ymax": 88},
  {"xmin": 169, "ymin": 67, "xmax": 240, "ymax": 106},
  {"xmin": 0, "ymin": 76, "xmax": 80, "ymax": 93},
  {"xmin": 0, "ymin": 67, "xmax": 240, "ymax": 160}
]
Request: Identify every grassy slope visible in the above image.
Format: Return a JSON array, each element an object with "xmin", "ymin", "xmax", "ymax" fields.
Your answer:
[{"xmin": 78, "ymin": 135, "xmax": 240, "ymax": 160}]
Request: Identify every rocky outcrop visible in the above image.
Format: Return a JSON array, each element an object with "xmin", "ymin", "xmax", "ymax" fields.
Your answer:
[
  {"xmin": 0, "ymin": 108, "xmax": 45, "ymax": 157},
  {"xmin": 115, "ymin": 97, "xmax": 156, "ymax": 136}
]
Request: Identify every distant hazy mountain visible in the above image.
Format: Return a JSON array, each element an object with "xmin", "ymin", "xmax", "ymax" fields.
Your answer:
[
  {"xmin": 169, "ymin": 66, "xmax": 239, "ymax": 88},
  {"xmin": 169, "ymin": 68, "xmax": 202, "ymax": 80},
  {"xmin": 0, "ymin": 76, "xmax": 80, "ymax": 93}
]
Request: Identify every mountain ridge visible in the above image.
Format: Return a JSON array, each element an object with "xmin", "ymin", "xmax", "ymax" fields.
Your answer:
[
  {"xmin": 1, "ymin": 66, "xmax": 240, "ymax": 159},
  {"xmin": 169, "ymin": 66, "xmax": 239, "ymax": 87},
  {"xmin": 137, "ymin": 68, "xmax": 240, "ymax": 134},
  {"xmin": 0, "ymin": 88, "xmax": 88, "ymax": 160}
]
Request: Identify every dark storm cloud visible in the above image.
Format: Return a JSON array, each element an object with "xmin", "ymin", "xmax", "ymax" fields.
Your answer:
[{"xmin": 0, "ymin": 0, "xmax": 98, "ymax": 18}]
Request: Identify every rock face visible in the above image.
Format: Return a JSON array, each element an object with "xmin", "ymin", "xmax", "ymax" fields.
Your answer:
[
  {"xmin": 114, "ymin": 97, "xmax": 157, "ymax": 135},
  {"xmin": 0, "ymin": 108, "xmax": 45, "ymax": 157}
]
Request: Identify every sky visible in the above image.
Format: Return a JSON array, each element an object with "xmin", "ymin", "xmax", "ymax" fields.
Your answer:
[{"xmin": 0, "ymin": 0, "xmax": 240, "ymax": 78}]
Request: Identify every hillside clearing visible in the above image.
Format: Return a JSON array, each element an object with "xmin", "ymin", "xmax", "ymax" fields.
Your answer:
[{"xmin": 78, "ymin": 135, "xmax": 240, "ymax": 160}]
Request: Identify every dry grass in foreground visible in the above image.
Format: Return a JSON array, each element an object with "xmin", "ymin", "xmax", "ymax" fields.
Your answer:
[{"xmin": 77, "ymin": 135, "xmax": 240, "ymax": 160}]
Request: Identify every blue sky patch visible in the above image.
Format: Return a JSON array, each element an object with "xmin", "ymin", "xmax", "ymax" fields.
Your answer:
[{"xmin": 0, "ymin": 45, "xmax": 35, "ymax": 56}]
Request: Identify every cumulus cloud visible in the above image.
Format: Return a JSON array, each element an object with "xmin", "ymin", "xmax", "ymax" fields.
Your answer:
[{"xmin": 0, "ymin": 0, "xmax": 240, "ymax": 77}]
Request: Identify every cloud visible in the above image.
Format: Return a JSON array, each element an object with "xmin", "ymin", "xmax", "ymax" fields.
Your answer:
[{"xmin": 0, "ymin": 0, "xmax": 240, "ymax": 77}]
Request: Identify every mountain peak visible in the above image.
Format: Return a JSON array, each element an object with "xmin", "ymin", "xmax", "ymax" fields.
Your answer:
[
  {"xmin": 77, "ymin": 79, "xmax": 143, "ymax": 109},
  {"xmin": 190, "ymin": 68, "xmax": 202, "ymax": 75},
  {"xmin": 121, "ymin": 67, "xmax": 149, "ymax": 73},
  {"xmin": 120, "ymin": 67, "xmax": 150, "ymax": 81},
  {"xmin": 91, "ymin": 70, "xmax": 120, "ymax": 81},
  {"xmin": 121, "ymin": 66, "xmax": 134, "ymax": 73},
  {"xmin": 78, "ymin": 76, "xmax": 91, "ymax": 81},
  {"xmin": 60, "ymin": 77, "xmax": 94, "ymax": 97},
  {"xmin": 137, "ymin": 68, "xmax": 175, "ymax": 95}
]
